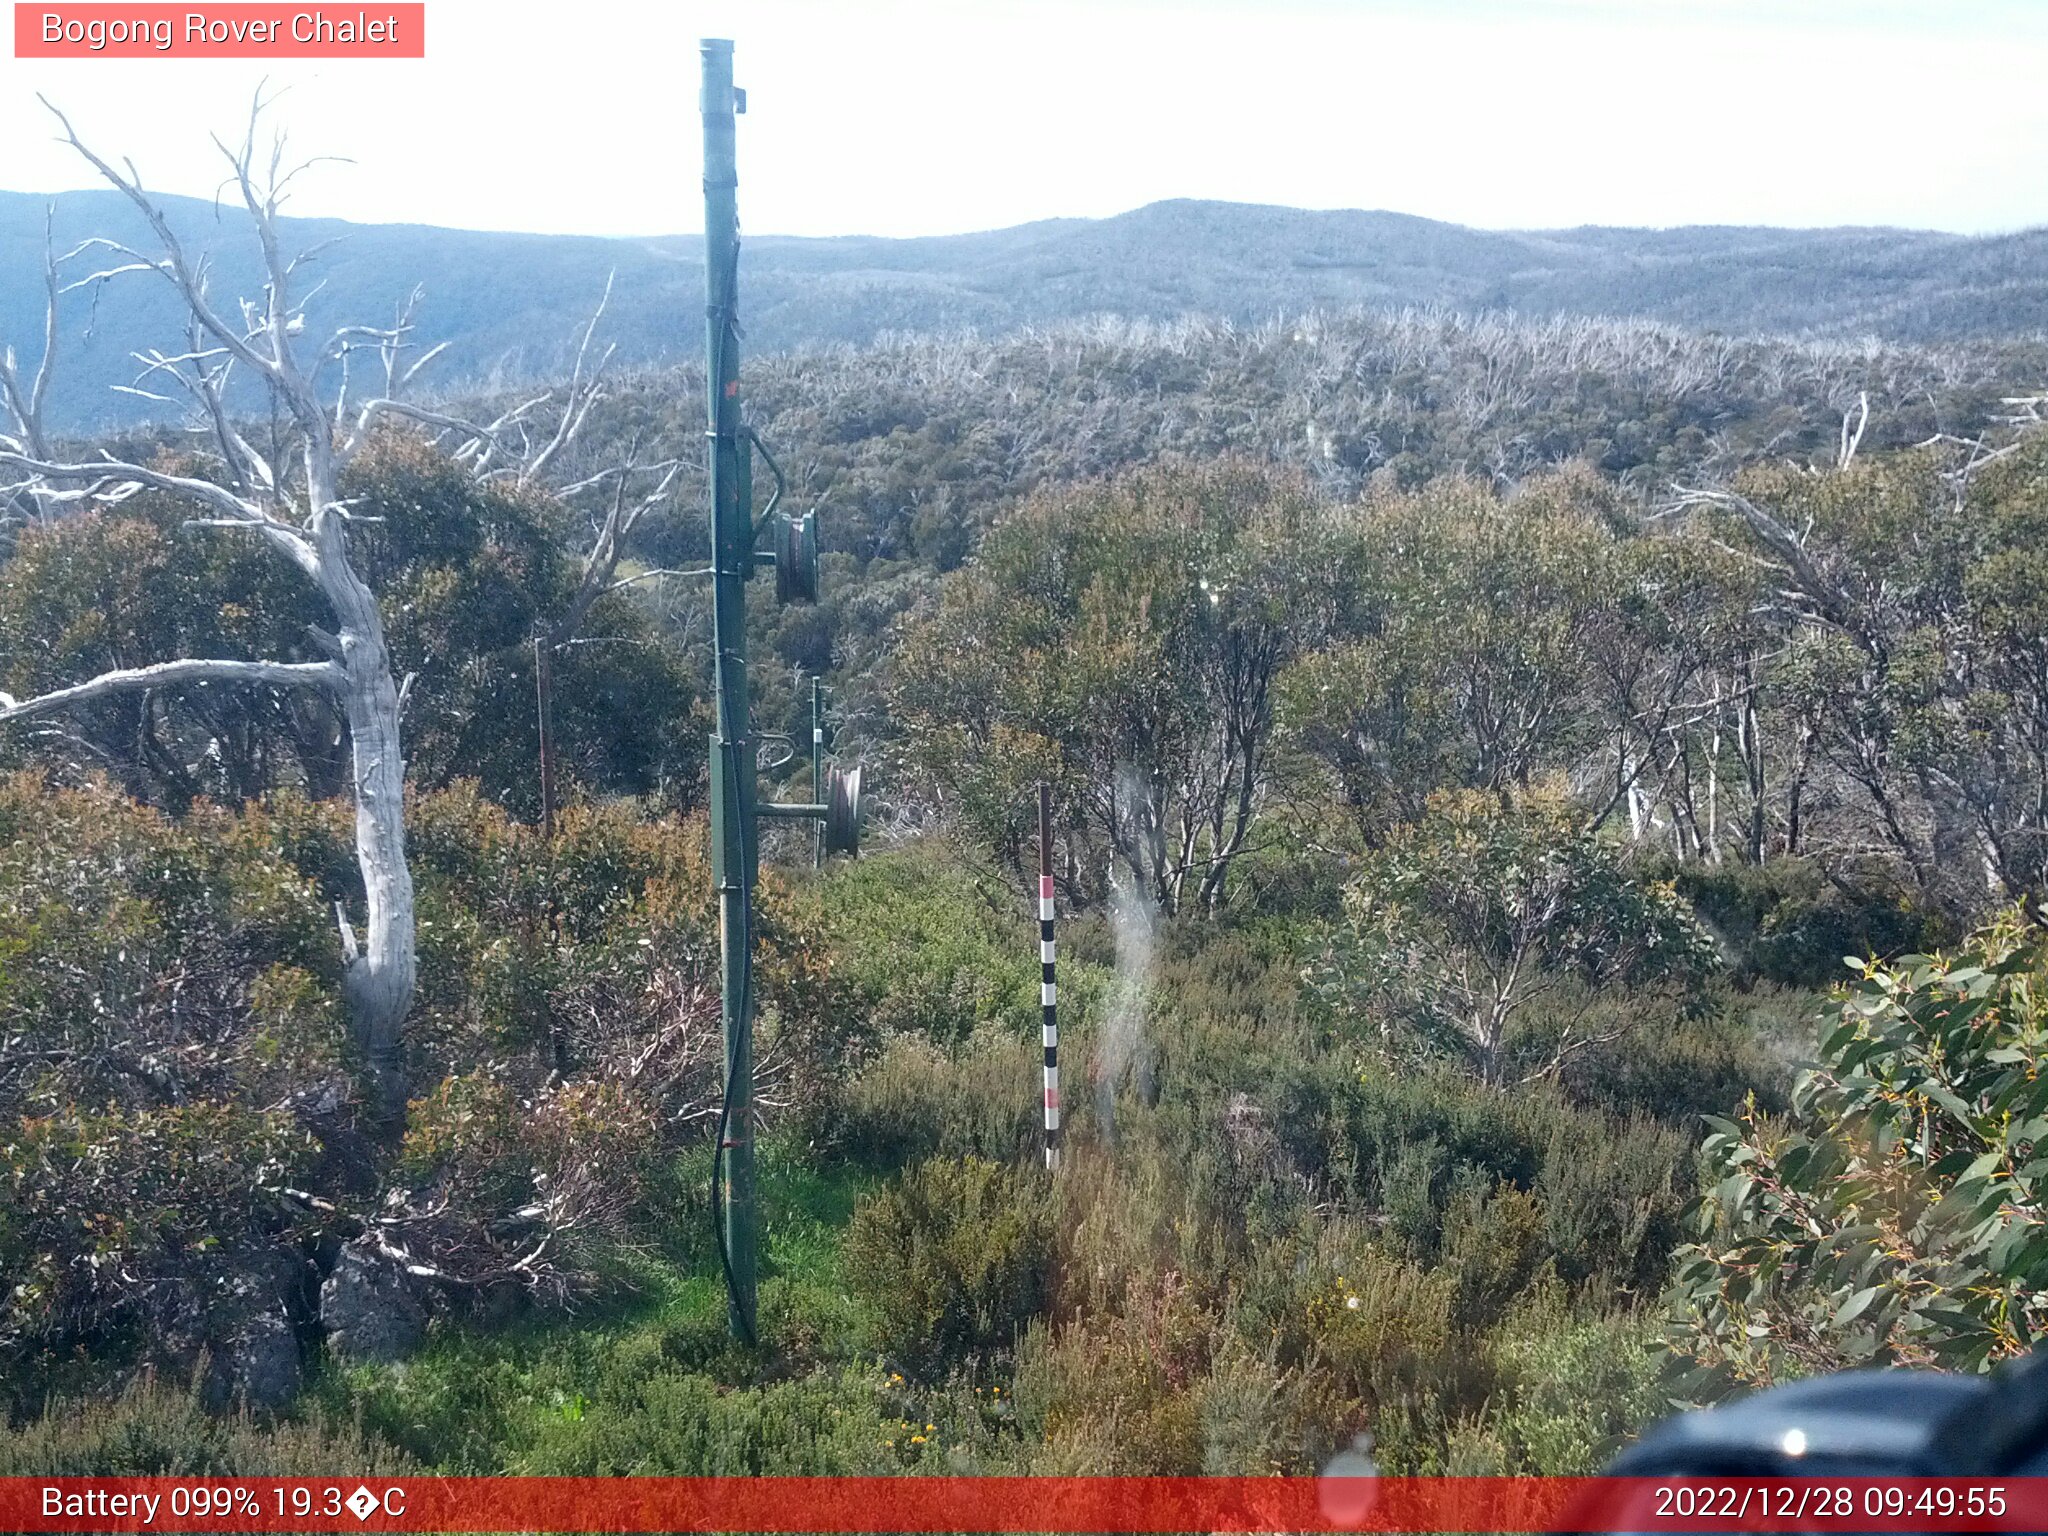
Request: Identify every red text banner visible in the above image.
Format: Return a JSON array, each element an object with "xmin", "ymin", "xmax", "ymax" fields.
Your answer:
[
  {"xmin": 15, "ymin": 5, "xmax": 424, "ymax": 57},
  {"xmin": 2, "ymin": 1476, "xmax": 2045, "ymax": 1533}
]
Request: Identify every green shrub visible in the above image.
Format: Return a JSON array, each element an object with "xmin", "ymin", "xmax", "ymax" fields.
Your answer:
[
  {"xmin": 1534, "ymin": 1110, "xmax": 1691, "ymax": 1295},
  {"xmin": 1316, "ymin": 786, "xmax": 1718, "ymax": 1086},
  {"xmin": 836, "ymin": 1026, "xmax": 1044, "ymax": 1164},
  {"xmin": 1559, "ymin": 982, "xmax": 1799, "ymax": 1122},
  {"xmin": 0, "ymin": 1101, "xmax": 320, "ymax": 1369},
  {"xmin": 1051, "ymin": 1141, "xmax": 1239, "ymax": 1317},
  {"xmin": 1274, "ymin": 1062, "xmax": 1540, "ymax": 1210},
  {"xmin": 1226, "ymin": 1215, "xmax": 1456, "ymax": 1406},
  {"xmin": 1010, "ymin": 1273, "xmax": 1216, "ymax": 1474},
  {"xmin": 819, "ymin": 845, "xmax": 1038, "ymax": 1045},
  {"xmin": 1441, "ymin": 1177, "xmax": 1551, "ymax": 1328},
  {"xmin": 1477, "ymin": 1296, "xmax": 1663, "ymax": 1474},
  {"xmin": 1269, "ymin": 1060, "xmax": 1692, "ymax": 1302},
  {"xmin": 513, "ymin": 1366, "xmax": 890, "ymax": 1475},
  {"xmin": 0, "ymin": 1377, "xmax": 415, "ymax": 1475},
  {"xmin": 1195, "ymin": 1332, "xmax": 1342, "ymax": 1474},
  {"xmin": 1139, "ymin": 928, "xmax": 1315, "ymax": 1124},
  {"xmin": 1660, "ymin": 857, "xmax": 1953, "ymax": 987},
  {"xmin": 0, "ymin": 774, "xmax": 342, "ymax": 1116},
  {"xmin": 843, "ymin": 1156, "xmax": 1054, "ymax": 1378}
]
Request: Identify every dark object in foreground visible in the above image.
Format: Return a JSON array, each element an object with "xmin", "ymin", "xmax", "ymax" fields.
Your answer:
[{"xmin": 1610, "ymin": 1350, "xmax": 2048, "ymax": 1476}]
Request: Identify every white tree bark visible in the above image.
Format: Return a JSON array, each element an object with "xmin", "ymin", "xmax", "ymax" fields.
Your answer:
[
  {"xmin": 0, "ymin": 658, "xmax": 342, "ymax": 721},
  {"xmin": 1, "ymin": 98, "xmax": 654, "ymax": 1127},
  {"xmin": 0, "ymin": 97, "xmax": 433, "ymax": 1127},
  {"xmin": 0, "ymin": 205, "xmax": 59, "ymax": 464}
]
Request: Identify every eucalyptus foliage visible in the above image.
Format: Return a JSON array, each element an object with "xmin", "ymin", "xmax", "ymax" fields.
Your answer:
[{"xmin": 1667, "ymin": 910, "xmax": 2048, "ymax": 1393}]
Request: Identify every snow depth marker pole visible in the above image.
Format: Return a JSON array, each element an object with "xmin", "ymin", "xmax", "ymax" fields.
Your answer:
[{"xmin": 1038, "ymin": 783, "xmax": 1060, "ymax": 1171}]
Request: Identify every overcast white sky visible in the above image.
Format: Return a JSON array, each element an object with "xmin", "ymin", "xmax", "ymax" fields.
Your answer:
[{"xmin": 4, "ymin": 0, "xmax": 2044, "ymax": 238}]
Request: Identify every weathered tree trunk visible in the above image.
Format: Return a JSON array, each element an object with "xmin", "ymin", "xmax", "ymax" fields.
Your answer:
[
  {"xmin": 334, "ymin": 619, "xmax": 415, "ymax": 1130},
  {"xmin": 281, "ymin": 437, "xmax": 417, "ymax": 1133},
  {"xmin": 1740, "ymin": 681, "xmax": 1767, "ymax": 865},
  {"xmin": 1786, "ymin": 719, "xmax": 1813, "ymax": 856}
]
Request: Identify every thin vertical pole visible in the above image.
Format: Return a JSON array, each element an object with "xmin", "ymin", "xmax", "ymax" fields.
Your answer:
[
  {"xmin": 1038, "ymin": 783, "xmax": 1060, "ymax": 1171},
  {"xmin": 533, "ymin": 636, "xmax": 556, "ymax": 840},
  {"xmin": 811, "ymin": 676, "xmax": 825, "ymax": 871},
  {"xmin": 702, "ymin": 36, "xmax": 756, "ymax": 1344}
]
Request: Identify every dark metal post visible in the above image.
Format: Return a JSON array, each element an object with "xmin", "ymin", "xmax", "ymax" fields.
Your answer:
[
  {"xmin": 811, "ymin": 676, "xmax": 825, "ymax": 870},
  {"xmin": 533, "ymin": 635, "xmax": 556, "ymax": 840},
  {"xmin": 702, "ymin": 36, "xmax": 757, "ymax": 1344},
  {"xmin": 1038, "ymin": 784, "xmax": 1060, "ymax": 1170}
]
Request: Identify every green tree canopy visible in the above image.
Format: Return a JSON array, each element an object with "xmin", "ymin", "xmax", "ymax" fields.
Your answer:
[
  {"xmin": 890, "ymin": 459, "xmax": 1343, "ymax": 914},
  {"xmin": 1282, "ymin": 469, "xmax": 1629, "ymax": 847},
  {"xmin": 1689, "ymin": 441, "xmax": 2048, "ymax": 912},
  {"xmin": 0, "ymin": 435, "xmax": 703, "ymax": 817},
  {"xmin": 1316, "ymin": 785, "xmax": 1718, "ymax": 1086}
]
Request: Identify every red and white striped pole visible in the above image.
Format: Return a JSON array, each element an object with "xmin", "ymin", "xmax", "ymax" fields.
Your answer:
[{"xmin": 1037, "ymin": 783, "xmax": 1060, "ymax": 1171}]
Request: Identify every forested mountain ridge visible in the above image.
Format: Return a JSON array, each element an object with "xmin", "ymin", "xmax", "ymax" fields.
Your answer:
[
  {"xmin": 542, "ymin": 307, "xmax": 2048, "ymax": 573},
  {"xmin": 5, "ymin": 187, "xmax": 2045, "ymax": 432}
]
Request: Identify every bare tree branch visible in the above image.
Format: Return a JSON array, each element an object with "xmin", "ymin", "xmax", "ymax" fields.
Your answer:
[
  {"xmin": 1667, "ymin": 483, "xmax": 1854, "ymax": 632},
  {"xmin": 548, "ymin": 455, "xmax": 683, "ymax": 647},
  {"xmin": 521, "ymin": 270, "xmax": 615, "ymax": 488},
  {"xmin": 0, "ymin": 446, "xmax": 316, "ymax": 567},
  {"xmin": 39, "ymin": 97, "xmax": 300, "ymax": 406},
  {"xmin": 341, "ymin": 397, "xmax": 499, "ymax": 466},
  {"xmin": 0, "ymin": 657, "xmax": 342, "ymax": 725}
]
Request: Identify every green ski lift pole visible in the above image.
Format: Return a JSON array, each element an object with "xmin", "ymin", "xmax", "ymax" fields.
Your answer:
[
  {"xmin": 699, "ymin": 40, "xmax": 863, "ymax": 1343},
  {"xmin": 701, "ymin": 36, "xmax": 758, "ymax": 1345}
]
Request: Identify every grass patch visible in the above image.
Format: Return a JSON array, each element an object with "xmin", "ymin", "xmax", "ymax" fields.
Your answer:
[{"xmin": 308, "ymin": 1135, "xmax": 878, "ymax": 1472}]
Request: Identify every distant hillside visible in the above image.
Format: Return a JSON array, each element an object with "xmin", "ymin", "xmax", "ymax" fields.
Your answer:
[{"xmin": 4, "ymin": 190, "xmax": 2045, "ymax": 432}]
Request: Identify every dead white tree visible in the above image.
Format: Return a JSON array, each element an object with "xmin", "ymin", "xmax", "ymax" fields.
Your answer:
[
  {"xmin": 0, "ymin": 206, "xmax": 61, "ymax": 464},
  {"xmin": 0, "ymin": 204, "xmax": 65, "ymax": 541},
  {"xmin": 0, "ymin": 97, "xmax": 675, "ymax": 1123},
  {"xmin": 0, "ymin": 96, "xmax": 543, "ymax": 1128},
  {"xmin": 1837, "ymin": 390, "xmax": 1870, "ymax": 470}
]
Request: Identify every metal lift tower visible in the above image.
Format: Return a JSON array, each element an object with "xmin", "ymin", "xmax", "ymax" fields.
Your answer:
[{"xmin": 700, "ymin": 37, "xmax": 863, "ymax": 1343}]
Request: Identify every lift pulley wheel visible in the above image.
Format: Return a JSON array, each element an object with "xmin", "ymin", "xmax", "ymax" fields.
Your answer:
[
  {"xmin": 776, "ymin": 510, "xmax": 820, "ymax": 606},
  {"xmin": 824, "ymin": 763, "xmax": 863, "ymax": 856}
]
